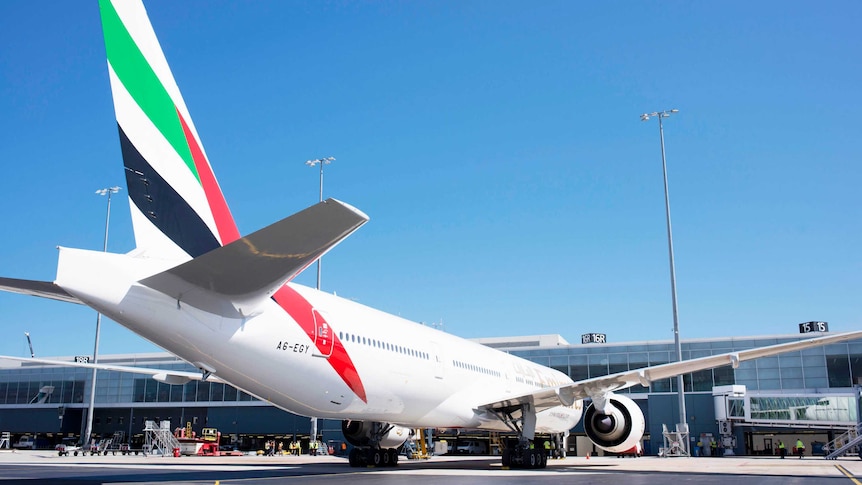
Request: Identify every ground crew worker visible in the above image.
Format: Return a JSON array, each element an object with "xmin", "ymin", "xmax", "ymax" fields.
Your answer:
[
  {"xmin": 543, "ymin": 439, "xmax": 551, "ymax": 458},
  {"xmin": 710, "ymin": 439, "xmax": 717, "ymax": 456},
  {"xmin": 695, "ymin": 440, "xmax": 702, "ymax": 457},
  {"xmin": 796, "ymin": 439, "xmax": 805, "ymax": 459},
  {"xmin": 778, "ymin": 440, "xmax": 786, "ymax": 458}
]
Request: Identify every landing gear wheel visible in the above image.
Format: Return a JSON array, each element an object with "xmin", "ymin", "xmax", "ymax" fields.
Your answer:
[
  {"xmin": 382, "ymin": 449, "xmax": 391, "ymax": 466},
  {"xmin": 348, "ymin": 448, "xmax": 361, "ymax": 467},
  {"xmin": 370, "ymin": 449, "xmax": 382, "ymax": 467},
  {"xmin": 388, "ymin": 448, "xmax": 398, "ymax": 466},
  {"xmin": 529, "ymin": 450, "xmax": 538, "ymax": 468},
  {"xmin": 501, "ymin": 448, "xmax": 512, "ymax": 467}
]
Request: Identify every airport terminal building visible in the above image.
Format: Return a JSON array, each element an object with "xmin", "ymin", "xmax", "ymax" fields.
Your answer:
[{"xmin": 0, "ymin": 332, "xmax": 859, "ymax": 456}]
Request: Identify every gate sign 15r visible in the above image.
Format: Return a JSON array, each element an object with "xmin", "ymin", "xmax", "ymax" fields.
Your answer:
[{"xmin": 799, "ymin": 321, "xmax": 829, "ymax": 334}]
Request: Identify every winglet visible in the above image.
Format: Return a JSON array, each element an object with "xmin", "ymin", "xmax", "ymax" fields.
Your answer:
[{"xmin": 139, "ymin": 198, "xmax": 368, "ymax": 317}]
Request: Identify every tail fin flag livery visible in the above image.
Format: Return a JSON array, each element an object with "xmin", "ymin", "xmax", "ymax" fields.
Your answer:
[
  {"xmin": 100, "ymin": 0, "xmax": 237, "ymax": 260},
  {"xmin": 99, "ymin": 0, "xmax": 369, "ymax": 402},
  {"xmin": 0, "ymin": 0, "xmax": 860, "ymax": 470}
]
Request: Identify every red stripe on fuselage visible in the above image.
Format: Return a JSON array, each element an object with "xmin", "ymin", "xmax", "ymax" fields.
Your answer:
[
  {"xmin": 177, "ymin": 108, "xmax": 367, "ymax": 403},
  {"xmin": 273, "ymin": 286, "xmax": 367, "ymax": 402}
]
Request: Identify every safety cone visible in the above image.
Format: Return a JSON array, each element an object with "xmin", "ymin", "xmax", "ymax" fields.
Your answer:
[{"xmin": 586, "ymin": 454, "xmax": 590, "ymax": 460}]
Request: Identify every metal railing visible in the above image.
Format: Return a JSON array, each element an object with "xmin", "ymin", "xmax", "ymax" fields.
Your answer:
[
  {"xmin": 144, "ymin": 420, "xmax": 180, "ymax": 456},
  {"xmin": 825, "ymin": 422, "xmax": 862, "ymax": 459}
]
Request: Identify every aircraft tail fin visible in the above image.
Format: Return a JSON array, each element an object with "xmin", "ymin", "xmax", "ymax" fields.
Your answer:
[{"xmin": 99, "ymin": 0, "xmax": 239, "ymax": 261}]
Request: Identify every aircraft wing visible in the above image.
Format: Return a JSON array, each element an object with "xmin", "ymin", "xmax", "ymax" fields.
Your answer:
[
  {"xmin": 0, "ymin": 277, "xmax": 82, "ymax": 304},
  {"xmin": 140, "ymin": 198, "xmax": 368, "ymax": 317},
  {"xmin": 0, "ymin": 355, "xmax": 224, "ymax": 386},
  {"xmin": 479, "ymin": 330, "xmax": 862, "ymax": 415}
]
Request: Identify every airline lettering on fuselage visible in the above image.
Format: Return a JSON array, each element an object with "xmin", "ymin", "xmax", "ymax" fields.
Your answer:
[
  {"xmin": 510, "ymin": 360, "xmax": 562, "ymax": 389},
  {"xmin": 276, "ymin": 341, "xmax": 311, "ymax": 354}
]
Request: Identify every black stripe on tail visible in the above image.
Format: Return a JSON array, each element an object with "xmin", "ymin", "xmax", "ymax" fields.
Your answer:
[{"xmin": 118, "ymin": 124, "xmax": 221, "ymax": 258}]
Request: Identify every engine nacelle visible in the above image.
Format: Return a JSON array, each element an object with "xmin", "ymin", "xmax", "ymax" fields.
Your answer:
[
  {"xmin": 583, "ymin": 394, "xmax": 645, "ymax": 453},
  {"xmin": 341, "ymin": 420, "xmax": 411, "ymax": 449}
]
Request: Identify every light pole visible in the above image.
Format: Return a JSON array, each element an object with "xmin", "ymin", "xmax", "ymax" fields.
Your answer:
[
  {"xmin": 305, "ymin": 157, "xmax": 335, "ymax": 291},
  {"xmin": 304, "ymin": 157, "xmax": 334, "ymax": 450},
  {"xmin": 82, "ymin": 186, "xmax": 121, "ymax": 449},
  {"xmin": 640, "ymin": 109, "xmax": 687, "ymax": 434}
]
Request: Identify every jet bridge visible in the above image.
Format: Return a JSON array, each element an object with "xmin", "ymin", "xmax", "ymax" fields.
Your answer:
[
  {"xmin": 713, "ymin": 385, "xmax": 860, "ymax": 456},
  {"xmin": 714, "ymin": 385, "xmax": 859, "ymax": 429}
]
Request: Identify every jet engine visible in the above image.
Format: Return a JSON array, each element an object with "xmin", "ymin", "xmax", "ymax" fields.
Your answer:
[
  {"xmin": 341, "ymin": 420, "xmax": 411, "ymax": 449},
  {"xmin": 583, "ymin": 394, "xmax": 645, "ymax": 453}
]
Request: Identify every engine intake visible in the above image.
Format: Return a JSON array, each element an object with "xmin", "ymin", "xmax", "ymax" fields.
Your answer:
[
  {"xmin": 341, "ymin": 420, "xmax": 410, "ymax": 449},
  {"xmin": 583, "ymin": 394, "xmax": 645, "ymax": 453}
]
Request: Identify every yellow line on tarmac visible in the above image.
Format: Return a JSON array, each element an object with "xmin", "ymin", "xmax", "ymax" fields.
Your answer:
[{"xmin": 836, "ymin": 464, "xmax": 862, "ymax": 485}]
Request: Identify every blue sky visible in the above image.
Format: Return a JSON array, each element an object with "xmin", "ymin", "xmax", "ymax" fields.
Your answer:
[{"xmin": 0, "ymin": 0, "xmax": 859, "ymax": 358}]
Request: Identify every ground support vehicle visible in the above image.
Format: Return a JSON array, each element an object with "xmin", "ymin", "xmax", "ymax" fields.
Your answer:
[{"xmin": 55, "ymin": 439, "xmax": 81, "ymax": 457}]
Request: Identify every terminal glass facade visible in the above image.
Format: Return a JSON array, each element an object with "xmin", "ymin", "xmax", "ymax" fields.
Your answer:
[
  {"xmin": 510, "ymin": 335, "xmax": 862, "ymax": 393},
  {"xmin": 131, "ymin": 378, "xmax": 256, "ymax": 404},
  {"xmin": 1, "ymin": 335, "xmax": 861, "ymax": 406},
  {"xmin": 0, "ymin": 379, "xmax": 85, "ymax": 404},
  {"xmin": 0, "ymin": 355, "xmax": 259, "ymax": 406}
]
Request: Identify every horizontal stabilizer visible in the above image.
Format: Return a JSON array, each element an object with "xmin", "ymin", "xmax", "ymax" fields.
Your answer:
[
  {"xmin": 0, "ymin": 277, "xmax": 82, "ymax": 304},
  {"xmin": 0, "ymin": 355, "xmax": 224, "ymax": 385},
  {"xmin": 140, "ymin": 198, "xmax": 368, "ymax": 317}
]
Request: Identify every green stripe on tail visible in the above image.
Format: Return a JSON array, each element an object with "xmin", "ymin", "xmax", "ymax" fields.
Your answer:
[{"xmin": 99, "ymin": 0, "xmax": 200, "ymax": 183}]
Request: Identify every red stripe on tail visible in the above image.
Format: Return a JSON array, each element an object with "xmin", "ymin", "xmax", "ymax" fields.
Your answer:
[{"xmin": 177, "ymin": 108, "xmax": 240, "ymax": 246}]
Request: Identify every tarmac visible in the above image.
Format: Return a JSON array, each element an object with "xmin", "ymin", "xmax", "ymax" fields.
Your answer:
[{"xmin": 0, "ymin": 450, "xmax": 860, "ymax": 484}]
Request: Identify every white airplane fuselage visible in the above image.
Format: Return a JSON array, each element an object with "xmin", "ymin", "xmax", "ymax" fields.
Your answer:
[{"xmin": 56, "ymin": 246, "xmax": 582, "ymax": 432}]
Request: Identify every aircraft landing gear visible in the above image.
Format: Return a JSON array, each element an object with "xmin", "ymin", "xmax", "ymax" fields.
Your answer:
[
  {"xmin": 502, "ymin": 440, "xmax": 547, "ymax": 469},
  {"xmin": 488, "ymin": 402, "xmax": 548, "ymax": 469},
  {"xmin": 348, "ymin": 447, "xmax": 399, "ymax": 468}
]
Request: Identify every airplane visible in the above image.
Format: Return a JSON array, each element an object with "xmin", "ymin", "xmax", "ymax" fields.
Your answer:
[
  {"xmin": 802, "ymin": 397, "xmax": 853, "ymax": 423},
  {"xmin": 1, "ymin": 0, "xmax": 860, "ymax": 469}
]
